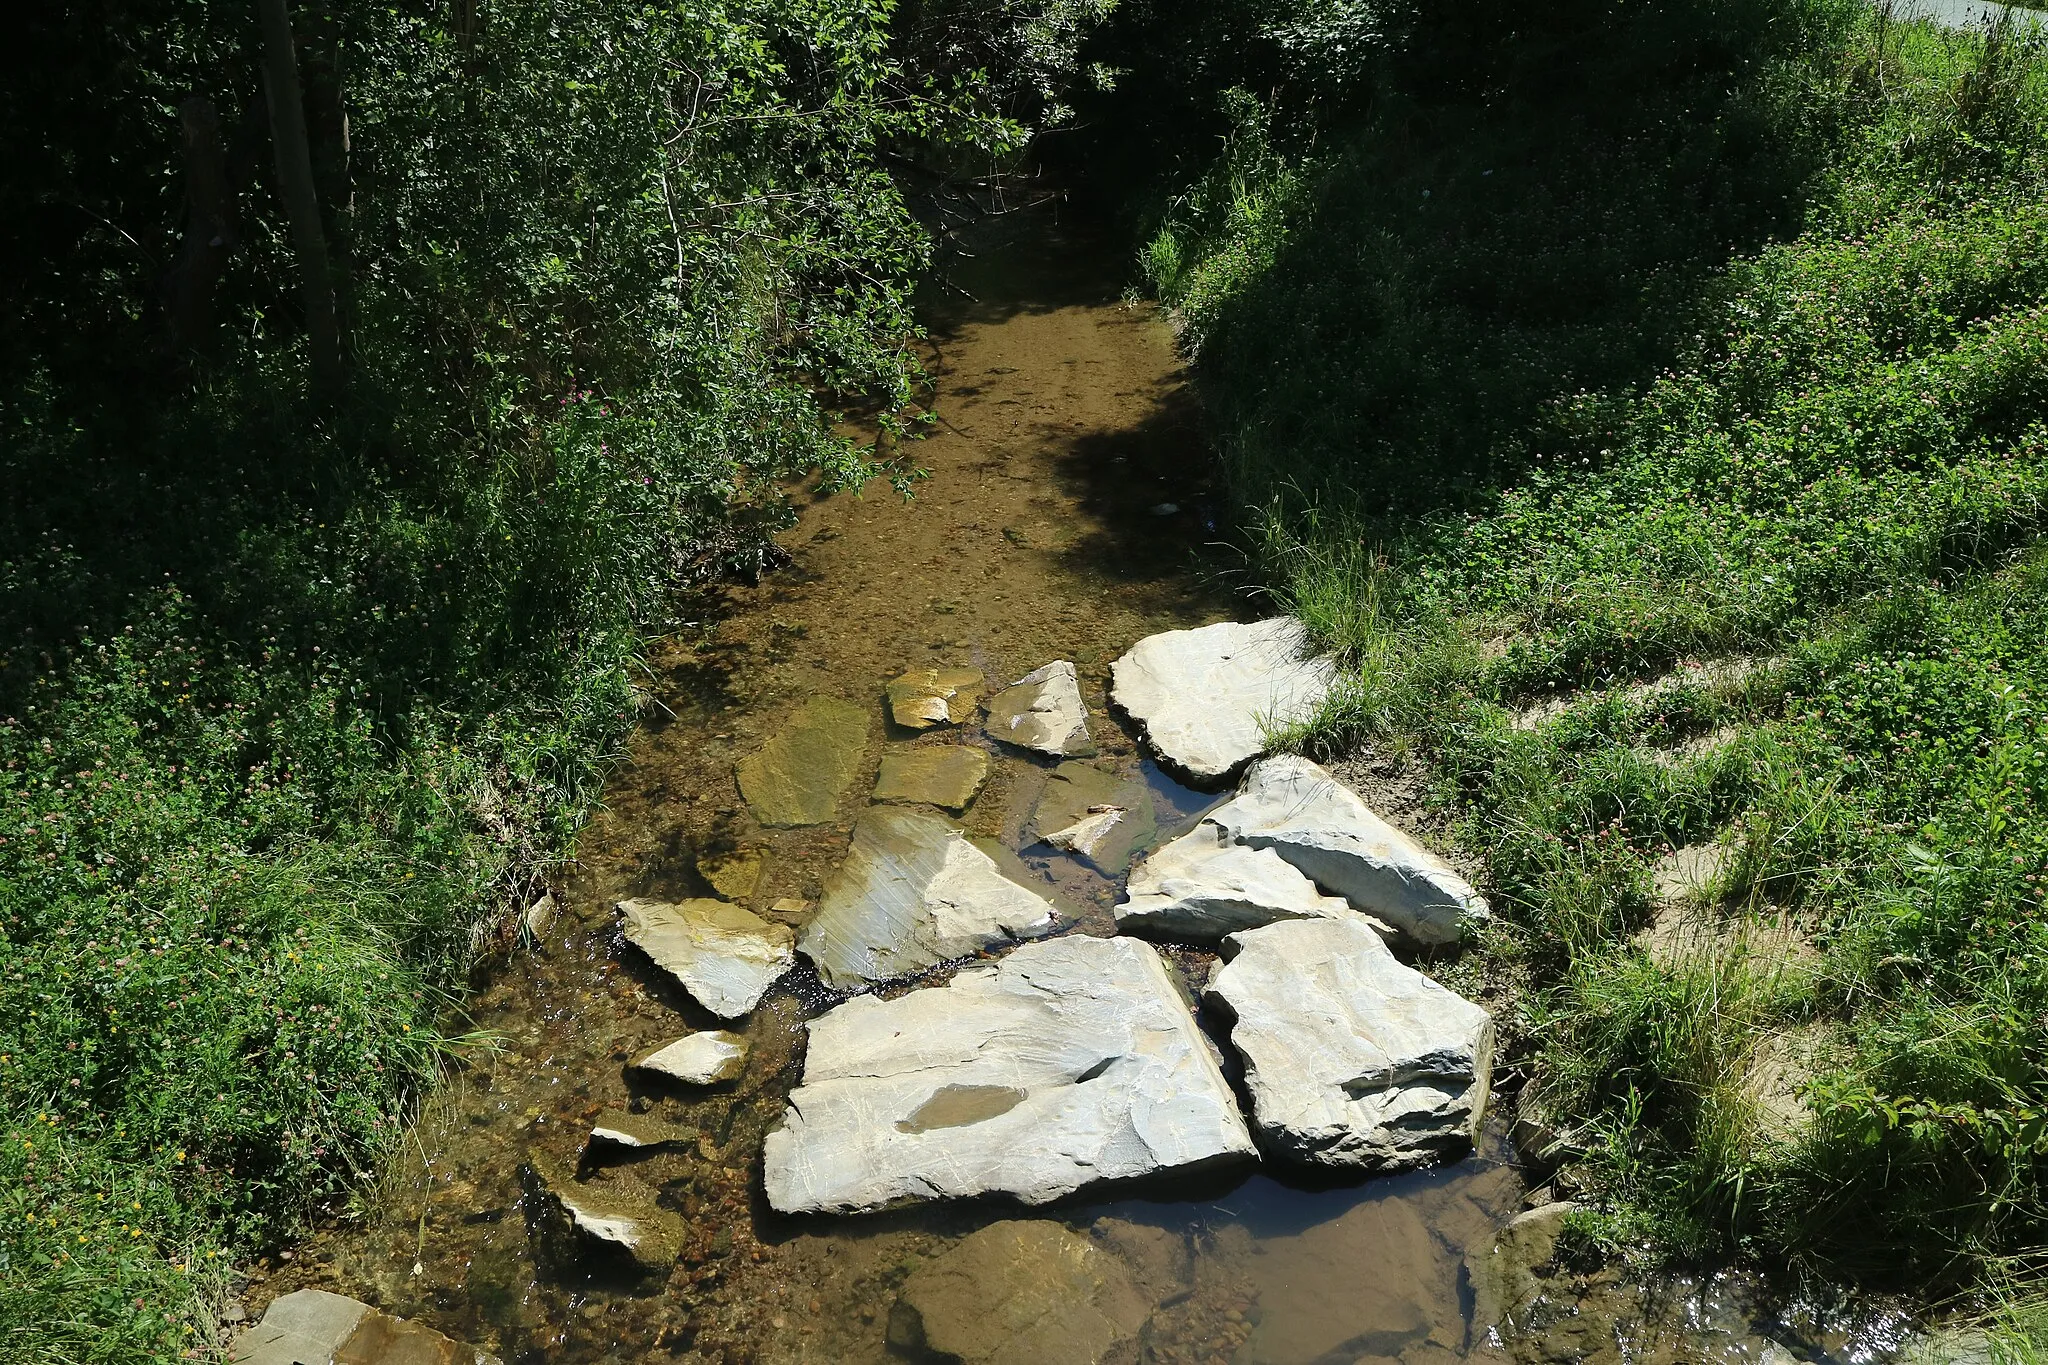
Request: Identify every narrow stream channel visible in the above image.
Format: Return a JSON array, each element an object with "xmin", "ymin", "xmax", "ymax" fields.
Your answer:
[{"xmin": 245, "ymin": 210, "xmax": 1912, "ymax": 1365}]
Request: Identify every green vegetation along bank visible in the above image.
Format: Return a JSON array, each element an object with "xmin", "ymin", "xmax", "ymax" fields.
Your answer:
[
  {"xmin": 0, "ymin": 1, "xmax": 1105, "ymax": 1358},
  {"xmin": 1080, "ymin": 0, "xmax": 2048, "ymax": 1312}
]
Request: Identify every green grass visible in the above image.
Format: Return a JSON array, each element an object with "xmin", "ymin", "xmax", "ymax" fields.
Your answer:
[{"xmin": 1091, "ymin": 0, "xmax": 2048, "ymax": 1294}]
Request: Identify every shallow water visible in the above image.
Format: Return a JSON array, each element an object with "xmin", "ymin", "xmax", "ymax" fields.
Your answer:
[{"xmin": 248, "ymin": 211, "xmax": 1910, "ymax": 1365}]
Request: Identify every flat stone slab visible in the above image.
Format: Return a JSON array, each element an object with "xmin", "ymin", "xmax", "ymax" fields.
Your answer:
[
  {"xmin": 887, "ymin": 666, "xmax": 985, "ymax": 730},
  {"xmin": 873, "ymin": 744, "xmax": 991, "ymax": 812},
  {"xmin": 616, "ymin": 897, "xmax": 795, "ymax": 1018},
  {"xmin": 1209, "ymin": 756, "xmax": 1489, "ymax": 945},
  {"xmin": 764, "ymin": 934, "xmax": 1256, "ymax": 1213},
  {"xmin": 697, "ymin": 847, "xmax": 765, "ymax": 901},
  {"xmin": 1110, "ymin": 618, "xmax": 1334, "ymax": 785},
  {"xmin": 522, "ymin": 1157, "xmax": 684, "ymax": 1272},
  {"xmin": 587, "ymin": 1109, "xmax": 696, "ymax": 1151},
  {"xmin": 1115, "ymin": 823, "xmax": 1368, "ymax": 943},
  {"xmin": 1027, "ymin": 760, "xmax": 1157, "ymax": 875},
  {"xmin": 801, "ymin": 808, "xmax": 1059, "ymax": 991},
  {"xmin": 985, "ymin": 661, "xmax": 1094, "ymax": 757},
  {"xmin": 630, "ymin": 1030, "xmax": 748, "ymax": 1084},
  {"xmin": 233, "ymin": 1289, "xmax": 501, "ymax": 1365},
  {"xmin": 1206, "ymin": 917, "xmax": 1494, "ymax": 1171},
  {"xmin": 737, "ymin": 695, "xmax": 871, "ymax": 826},
  {"xmin": 889, "ymin": 1221, "xmax": 1158, "ymax": 1365}
]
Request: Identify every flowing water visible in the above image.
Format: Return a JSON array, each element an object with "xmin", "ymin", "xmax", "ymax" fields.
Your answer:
[{"xmin": 245, "ymin": 210, "xmax": 1913, "ymax": 1365}]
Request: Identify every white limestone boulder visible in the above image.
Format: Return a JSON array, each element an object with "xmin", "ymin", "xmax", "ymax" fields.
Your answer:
[
  {"xmin": 1110, "ymin": 619, "xmax": 1335, "ymax": 786},
  {"xmin": 1114, "ymin": 823, "xmax": 1379, "ymax": 943},
  {"xmin": 1209, "ymin": 755, "xmax": 1488, "ymax": 945},
  {"xmin": 801, "ymin": 808, "xmax": 1061, "ymax": 991},
  {"xmin": 615, "ymin": 897, "xmax": 795, "ymax": 1018},
  {"xmin": 985, "ymin": 661, "xmax": 1094, "ymax": 757},
  {"xmin": 629, "ymin": 1030, "xmax": 748, "ymax": 1085},
  {"xmin": 1205, "ymin": 917, "xmax": 1494, "ymax": 1171},
  {"xmin": 763, "ymin": 934, "xmax": 1256, "ymax": 1214}
]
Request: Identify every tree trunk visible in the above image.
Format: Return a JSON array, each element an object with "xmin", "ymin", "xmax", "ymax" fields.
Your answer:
[
  {"xmin": 163, "ymin": 96, "xmax": 237, "ymax": 359},
  {"xmin": 258, "ymin": 0, "xmax": 345, "ymax": 400}
]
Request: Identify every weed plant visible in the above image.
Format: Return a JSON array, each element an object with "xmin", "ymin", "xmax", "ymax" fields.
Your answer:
[{"xmin": 1090, "ymin": 0, "xmax": 2048, "ymax": 1296}]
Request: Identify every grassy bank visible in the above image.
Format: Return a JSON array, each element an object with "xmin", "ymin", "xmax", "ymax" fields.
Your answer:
[
  {"xmin": 1085, "ymin": 0, "xmax": 2048, "ymax": 1289},
  {"xmin": 0, "ymin": 1, "xmax": 1096, "ymax": 1356}
]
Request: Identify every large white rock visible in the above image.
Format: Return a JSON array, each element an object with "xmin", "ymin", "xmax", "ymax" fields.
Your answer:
[
  {"xmin": 1210, "ymin": 755, "xmax": 1489, "ymax": 945},
  {"xmin": 615, "ymin": 897, "xmax": 795, "ymax": 1018},
  {"xmin": 1206, "ymin": 917, "xmax": 1494, "ymax": 1171},
  {"xmin": 1110, "ymin": 619, "xmax": 1335, "ymax": 786},
  {"xmin": 1114, "ymin": 823, "xmax": 1369, "ymax": 943},
  {"xmin": 801, "ymin": 808, "xmax": 1061, "ymax": 991},
  {"xmin": 764, "ymin": 934, "xmax": 1256, "ymax": 1213},
  {"xmin": 985, "ymin": 661, "xmax": 1094, "ymax": 757}
]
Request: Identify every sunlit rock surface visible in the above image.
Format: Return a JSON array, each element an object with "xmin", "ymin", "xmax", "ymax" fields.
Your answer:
[
  {"xmin": 615, "ymin": 897, "xmax": 795, "ymax": 1018},
  {"xmin": 233, "ymin": 1289, "xmax": 501, "ymax": 1365},
  {"xmin": 1114, "ymin": 822, "xmax": 1365, "ymax": 942},
  {"xmin": 984, "ymin": 660, "xmax": 1094, "ymax": 757},
  {"xmin": 800, "ymin": 807, "xmax": 1059, "ymax": 990},
  {"xmin": 1110, "ymin": 618, "xmax": 1334, "ymax": 785},
  {"xmin": 1206, "ymin": 916, "xmax": 1494, "ymax": 1171},
  {"xmin": 521, "ymin": 1158, "xmax": 685, "ymax": 1273},
  {"xmin": 1210, "ymin": 755, "xmax": 1489, "ymax": 945},
  {"xmin": 872, "ymin": 744, "xmax": 991, "ymax": 813},
  {"xmin": 764, "ymin": 934, "xmax": 1255, "ymax": 1213},
  {"xmin": 886, "ymin": 665, "xmax": 985, "ymax": 730},
  {"xmin": 736, "ymin": 695, "xmax": 871, "ymax": 826},
  {"xmin": 629, "ymin": 1030, "xmax": 748, "ymax": 1085}
]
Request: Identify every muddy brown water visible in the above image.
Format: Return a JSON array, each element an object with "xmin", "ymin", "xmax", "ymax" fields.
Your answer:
[{"xmin": 248, "ymin": 212, "xmax": 1912, "ymax": 1365}]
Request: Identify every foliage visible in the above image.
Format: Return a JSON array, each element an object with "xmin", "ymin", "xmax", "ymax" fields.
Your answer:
[
  {"xmin": 1, "ymin": 0, "xmax": 1103, "ymax": 1358},
  {"xmin": 1095, "ymin": 0, "xmax": 2048, "ymax": 1290}
]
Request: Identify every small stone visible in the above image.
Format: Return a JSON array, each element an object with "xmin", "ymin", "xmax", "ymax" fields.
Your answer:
[
  {"xmin": 1209, "ymin": 755, "xmax": 1488, "ymax": 945},
  {"xmin": 736, "ymin": 695, "xmax": 871, "ymax": 826},
  {"xmin": 1027, "ymin": 761, "xmax": 1157, "ymax": 875},
  {"xmin": 522, "ymin": 1157, "xmax": 685, "ymax": 1273},
  {"xmin": 697, "ymin": 848, "xmax": 766, "ymax": 902},
  {"xmin": 1469, "ymin": 1201, "xmax": 1579, "ymax": 1332},
  {"xmin": 1110, "ymin": 619, "xmax": 1334, "ymax": 786},
  {"xmin": 615, "ymin": 898, "xmax": 795, "ymax": 1018},
  {"xmin": 800, "ymin": 808, "xmax": 1060, "ymax": 990},
  {"xmin": 985, "ymin": 661, "xmax": 1093, "ymax": 757},
  {"xmin": 1206, "ymin": 917, "xmax": 1494, "ymax": 1171},
  {"xmin": 587, "ymin": 1109, "xmax": 696, "ymax": 1152},
  {"xmin": 1114, "ymin": 823, "xmax": 1366, "ymax": 943},
  {"xmin": 890, "ymin": 1221, "xmax": 1159, "ymax": 1365},
  {"xmin": 873, "ymin": 745, "xmax": 991, "ymax": 813},
  {"xmin": 764, "ymin": 934, "xmax": 1255, "ymax": 1214},
  {"xmin": 631, "ymin": 1031, "xmax": 749, "ymax": 1085},
  {"xmin": 887, "ymin": 666, "xmax": 986, "ymax": 730},
  {"xmin": 523, "ymin": 893, "xmax": 557, "ymax": 939}
]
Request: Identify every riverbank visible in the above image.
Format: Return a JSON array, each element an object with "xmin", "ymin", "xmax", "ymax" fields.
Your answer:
[{"xmin": 1079, "ymin": 0, "xmax": 2048, "ymax": 1299}]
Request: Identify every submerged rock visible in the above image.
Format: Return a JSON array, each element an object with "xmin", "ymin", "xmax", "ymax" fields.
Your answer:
[
  {"xmin": 629, "ymin": 1030, "xmax": 748, "ymax": 1085},
  {"xmin": 522, "ymin": 1157, "xmax": 685, "ymax": 1273},
  {"xmin": 697, "ymin": 847, "xmax": 766, "ymax": 902},
  {"xmin": 1469, "ymin": 1201, "xmax": 1579, "ymax": 1334},
  {"xmin": 888, "ymin": 1221, "xmax": 1159, "ymax": 1365},
  {"xmin": 232, "ymin": 1289, "xmax": 501, "ymax": 1365},
  {"xmin": 1210, "ymin": 755, "xmax": 1488, "ymax": 945},
  {"xmin": 1110, "ymin": 618, "xmax": 1334, "ymax": 786},
  {"xmin": 736, "ymin": 695, "xmax": 871, "ymax": 826},
  {"xmin": 1206, "ymin": 916, "xmax": 1494, "ymax": 1171},
  {"xmin": 984, "ymin": 661, "xmax": 1094, "ymax": 757},
  {"xmin": 763, "ymin": 934, "xmax": 1256, "ymax": 1214},
  {"xmin": 586, "ymin": 1109, "xmax": 697, "ymax": 1152},
  {"xmin": 800, "ymin": 807, "xmax": 1060, "ymax": 991},
  {"xmin": 1027, "ymin": 760, "xmax": 1157, "ymax": 875},
  {"xmin": 615, "ymin": 897, "xmax": 795, "ymax": 1018},
  {"xmin": 887, "ymin": 666, "xmax": 986, "ymax": 730},
  {"xmin": 873, "ymin": 744, "xmax": 991, "ymax": 813},
  {"xmin": 1114, "ymin": 823, "xmax": 1368, "ymax": 942}
]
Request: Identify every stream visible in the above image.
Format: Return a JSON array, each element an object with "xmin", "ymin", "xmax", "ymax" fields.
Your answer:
[{"xmin": 244, "ymin": 210, "xmax": 1915, "ymax": 1365}]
